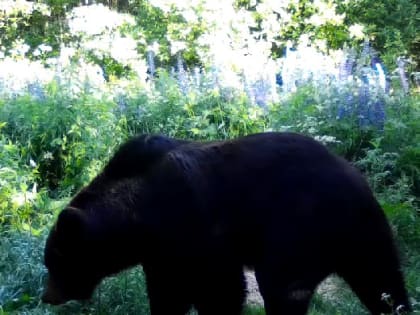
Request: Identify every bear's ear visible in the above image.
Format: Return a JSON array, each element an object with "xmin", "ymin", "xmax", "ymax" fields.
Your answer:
[{"xmin": 56, "ymin": 206, "xmax": 87, "ymax": 238}]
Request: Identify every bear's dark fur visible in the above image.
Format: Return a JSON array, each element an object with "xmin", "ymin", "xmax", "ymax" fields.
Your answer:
[
  {"xmin": 42, "ymin": 132, "xmax": 411, "ymax": 315},
  {"xmin": 103, "ymin": 134, "xmax": 191, "ymax": 179}
]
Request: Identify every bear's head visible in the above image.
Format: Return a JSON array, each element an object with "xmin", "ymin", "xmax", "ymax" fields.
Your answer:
[
  {"xmin": 42, "ymin": 177, "xmax": 147, "ymax": 305},
  {"xmin": 42, "ymin": 206, "xmax": 104, "ymax": 305}
]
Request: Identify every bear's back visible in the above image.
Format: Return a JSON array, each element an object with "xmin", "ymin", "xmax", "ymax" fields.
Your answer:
[{"xmin": 148, "ymin": 132, "xmax": 369, "ymax": 231}]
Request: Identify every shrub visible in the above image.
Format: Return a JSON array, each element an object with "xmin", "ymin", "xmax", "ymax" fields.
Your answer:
[
  {"xmin": 0, "ymin": 131, "xmax": 42, "ymax": 230},
  {"xmin": 0, "ymin": 83, "xmax": 125, "ymax": 194},
  {"xmin": 120, "ymin": 70, "xmax": 267, "ymax": 140}
]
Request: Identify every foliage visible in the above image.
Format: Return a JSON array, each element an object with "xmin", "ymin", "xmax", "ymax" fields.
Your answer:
[
  {"xmin": 121, "ymin": 71, "xmax": 267, "ymax": 140},
  {"xmin": 0, "ymin": 0, "xmax": 78, "ymax": 61},
  {"xmin": 269, "ymin": 84, "xmax": 420, "ymax": 200},
  {"xmin": 66, "ymin": 4, "xmax": 146, "ymax": 80},
  {"xmin": 128, "ymin": 0, "xmax": 205, "ymax": 67},
  {"xmin": 269, "ymin": 82, "xmax": 380, "ymax": 158},
  {"xmin": 341, "ymin": 0, "xmax": 419, "ymax": 70},
  {"xmin": 0, "ymin": 232, "xmax": 46, "ymax": 312},
  {"xmin": 0, "ymin": 83, "xmax": 125, "ymax": 194},
  {"xmin": 381, "ymin": 93, "xmax": 420, "ymax": 196},
  {"xmin": 0, "ymin": 131, "xmax": 40, "ymax": 230},
  {"xmin": 2, "ymin": 0, "xmax": 418, "ymax": 83}
]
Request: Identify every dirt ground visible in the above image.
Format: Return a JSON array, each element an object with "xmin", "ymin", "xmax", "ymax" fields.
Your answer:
[
  {"xmin": 245, "ymin": 270, "xmax": 263, "ymax": 305},
  {"xmin": 245, "ymin": 270, "xmax": 338, "ymax": 306}
]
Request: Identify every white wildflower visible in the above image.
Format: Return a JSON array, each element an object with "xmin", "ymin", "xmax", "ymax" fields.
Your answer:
[
  {"xmin": 349, "ymin": 24, "xmax": 365, "ymax": 39},
  {"xmin": 29, "ymin": 159, "xmax": 37, "ymax": 168}
]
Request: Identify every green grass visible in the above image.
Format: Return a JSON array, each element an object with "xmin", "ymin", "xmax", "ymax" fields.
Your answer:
[{"xmin": 243, "ymin": 305, "xmax": 265, "ymax": 315}]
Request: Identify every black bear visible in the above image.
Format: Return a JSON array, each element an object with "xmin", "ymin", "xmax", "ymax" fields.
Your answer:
[
  {"xmin": 103, "ymin": 134, "xmax": 191, "ymax": 179},
  {"xmin": 42, "ymin": 132, "xmax": 411, "ymax": 315}
]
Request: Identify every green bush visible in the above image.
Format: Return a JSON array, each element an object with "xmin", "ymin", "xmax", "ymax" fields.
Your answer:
[
  {"xmin": 381, "ymin": 93, "xmax": 420, "ymax": 197},
  {"xmin": 0, "ymin": 131, "xmax": 42, "ymax": 230},
  {"xmin": 269, "ymin": 84, "xmax": 420, "ymax": 200},
  {"xmin": 343, "ymin": 0, "xmax": 419, "ymax": 70},
  {"xmin": 268, "ymin": 82, "xmax": 384, "ymax": 159},
  {"xmin": 121, "ymin": 71, "xmax": 267, "ymax": 140},
  {"xmin": 0, "ymin": 83, "xmax": 125, "ymax": 194}
]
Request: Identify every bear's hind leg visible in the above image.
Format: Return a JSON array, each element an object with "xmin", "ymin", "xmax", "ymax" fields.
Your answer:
[
  {"xmin": 337, "ymin": 259, "xmax": 410, "ymax": 315},
  {"xmin": 336, "ymin": 213, "xmax": 411, "ymax": 315},
  {"xmin": 255, "ymin": 263, "xmax": 328, "ymax": 315}
]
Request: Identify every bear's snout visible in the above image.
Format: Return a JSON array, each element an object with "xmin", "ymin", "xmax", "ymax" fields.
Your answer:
[
  {"xmin": 41, "ymin": 292, "xmax": 66, "ymax": 305},
  {"xmin": 42, "ymin": 277, "xmax": 68, "ymax": 305}
]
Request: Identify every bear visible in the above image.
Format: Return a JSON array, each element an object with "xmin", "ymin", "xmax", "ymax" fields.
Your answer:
[
  {"xmin": 42, "ymin": 132, "xmax": 411, "ymax": 315},
  {"xmin": 102, "ymin": 134, "xmax": 191, "ymax": 179}
]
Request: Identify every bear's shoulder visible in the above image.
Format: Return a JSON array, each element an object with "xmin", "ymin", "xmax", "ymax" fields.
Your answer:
[{"xmin": 104, "ymin": 134, "xmax": 190, "ymax": 179}]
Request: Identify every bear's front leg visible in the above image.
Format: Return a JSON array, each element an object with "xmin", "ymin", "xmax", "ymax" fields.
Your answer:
[
  {"xmin": 143, "ymin": 263, "xmax": 192, "ymax": 315},
  {"xmin": 192, "ymin": 262, "xmax": 246, "ymax": 315}
]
